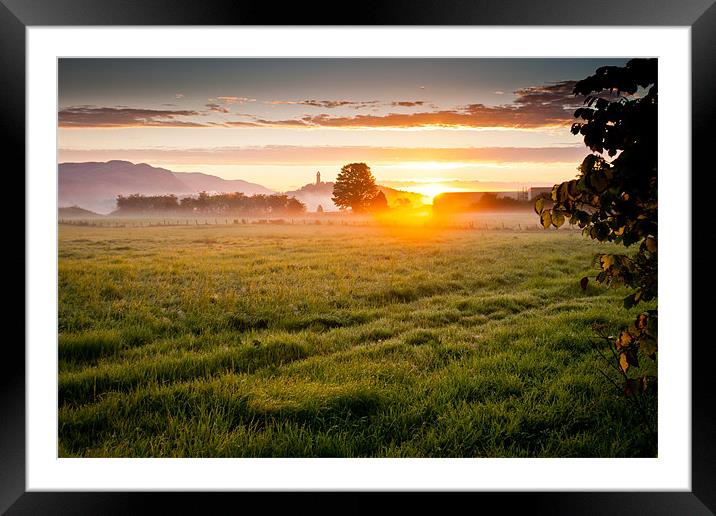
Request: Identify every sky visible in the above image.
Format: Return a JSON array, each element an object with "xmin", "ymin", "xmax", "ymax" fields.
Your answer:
[{"xmin": 58, "ymin": 58, "xmax": 628, "ymax": 193}]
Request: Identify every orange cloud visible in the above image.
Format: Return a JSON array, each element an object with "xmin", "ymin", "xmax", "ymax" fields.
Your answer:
[{"xmin": 390, "ymin": 101, "xmax": 428, "ymax": 107}]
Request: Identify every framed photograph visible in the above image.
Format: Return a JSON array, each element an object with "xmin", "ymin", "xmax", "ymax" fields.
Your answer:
[{"xmin": 6, "ymin": 0, "xmax": 714, "ymax": 513}]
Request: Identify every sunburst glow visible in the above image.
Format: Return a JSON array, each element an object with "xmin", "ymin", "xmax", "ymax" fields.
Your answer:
[{"xmin": 400, "ymin": 183, "xmax": 467, "ymax": 203}]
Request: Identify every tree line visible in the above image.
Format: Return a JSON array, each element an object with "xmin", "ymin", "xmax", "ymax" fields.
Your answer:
[{"xmin": 115, "ymin": 192, "xmax": 306, "ymax": 216}]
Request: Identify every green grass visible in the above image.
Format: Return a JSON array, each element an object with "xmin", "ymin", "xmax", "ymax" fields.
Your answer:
[{"xmin": 58, "ymin": 221, "xmax": 656, "ymax": 457}]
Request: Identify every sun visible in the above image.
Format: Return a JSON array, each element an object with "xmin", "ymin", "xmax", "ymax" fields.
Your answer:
[{"xmin": 401, "ymin": 183, "xmax": 466, "ymax": 204}]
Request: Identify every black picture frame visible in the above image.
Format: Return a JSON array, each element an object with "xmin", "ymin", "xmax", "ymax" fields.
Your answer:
[{"xmin": 5, "ymin": 1, "xmax": 714, "ymax": 513}]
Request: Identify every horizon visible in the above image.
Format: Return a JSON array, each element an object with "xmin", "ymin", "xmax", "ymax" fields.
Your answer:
[
  {"xmin": 57, "ymin": 158, "xmax": 558, "ymax": 196},
  {"xmin": 58, "ymin": 58, "xmax": 626, "ymax": 192}
]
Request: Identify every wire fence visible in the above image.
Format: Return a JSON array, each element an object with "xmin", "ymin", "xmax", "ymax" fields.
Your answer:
[{"xmin": 58, "ymin": 216, "xmax": 580, "ymax": 232}]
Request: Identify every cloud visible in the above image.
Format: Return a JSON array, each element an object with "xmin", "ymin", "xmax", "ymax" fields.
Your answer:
[
  {"xmin": 58, "ymin": 106, "xmax": 209, "ymax": 128},
  {"xmin": 224, "ymin": 120, "xmax": 262, "ymax": 127},
  {"xmin": 60, "ymin": 81, "xmax": 591, "ymax": 130},
  {"xmin": 206, "ymin": 103, "xmax": 230, "ymax": 113},
  {"xmin": 58, "ymin": 145, "xmax": 587, "ymax": 166},
  {"xmin": 265, "ymin": 99, "xmax": 380, "ymax": 109},
  {"xmin": 391, "ymin": 101, "xmax": 427, "ymax": 107},
  {"xmin": 235, "ymin": 81, "xmax": 585, "ymax": 129},
  {"xmin": 216, "ymin": 96, "xmax": 254, "ymax": 104}
]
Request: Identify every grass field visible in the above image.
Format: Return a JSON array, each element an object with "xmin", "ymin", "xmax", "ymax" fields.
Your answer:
[{"xmin": 58, "ymin": 218, "xmax": 657, "ymax": 457}]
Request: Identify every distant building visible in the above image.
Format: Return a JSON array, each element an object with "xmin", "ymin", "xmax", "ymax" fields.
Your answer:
[
  {"xmin": 316, "ymin": 171, "xmax": 321, "ymax": 185},
  {"xmin": 529, "ymin": 186, "xmax": 554, "ymax": 201}
]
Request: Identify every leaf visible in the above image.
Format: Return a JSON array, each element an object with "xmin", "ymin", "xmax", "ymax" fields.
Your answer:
[
  {"xmin": 623, "ymin": 294, "xmax": 636, "ymax": 309},
  {"xmin": 593, "ymin": 223, "xmax": 608, "ymax": 240},
  {"xmin": 590, "ymin": 171, "xmax": 608, "ymax": 192},
  {"xmin": 567, "ymin": 180, "xmax": 580, "ymax": 200},
  {"xmin": 624, "ymin": 378, "xmax": 638, "ymax": 397},
  {"xmin": 534, "ymin": 198, "xmax": 544, "ymax": 215},
  {"xmin": 540, "ymin": 211, "xmax": 551, "ymax": 229},
  {"xmin": 639, "ymin": 335, "xmax": 657, "ymax": 358},
  {"xmin": 616, "ymin": 330, "xmax": 632, "ymax": 350},
  {"xmin": 619, "ymin": 352, "xmax": 630, "ymax": 374},
  {"xmin": 580, "ymin": 277, "xmax": 589, "ymax": 290},
  {"xmin": 601, "ymin": 254, "xmax": 615, "ymax": 270},
  {"xmin": 645, "ymin": 236, "xmax": 657, "ymax": 253},
  {"xmin": 558, "ymin": 182, "xmax": 570, "ymax": 202},
  {"xmin": 552, "ymin": 211, "xmax": 565, "ymax": 228},
  {"xmin": 636, "ymin": 313, "xmax": 649, "ymax": 330}
]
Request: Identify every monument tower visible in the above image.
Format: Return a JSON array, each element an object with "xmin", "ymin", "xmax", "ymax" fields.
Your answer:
[{"xmin": 316, "ymin": 171, "xmax": 321, "ymax": 185}]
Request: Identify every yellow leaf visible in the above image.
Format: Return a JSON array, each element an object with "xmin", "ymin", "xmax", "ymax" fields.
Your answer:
[
  {"xmin": 552, "ymin": 211, "xmax": 565, "ymax": 228},
  {"xmin": 645, "ymin": 237, "xmax": 657, "ymax": 253},
  {"xmin": 540, "ymin": 211, "xmax": 551, "ymax": 229},
  {"xmin": 616, "ymin": 331, "xmax": 632, "ymax": 350},
  {"xmin": 619, "ymin": 352, "xmax": 630, "ymax": 373},
  {"xmin": 601, "ymin": 255, "xmax": 614, "ymax": 270}
]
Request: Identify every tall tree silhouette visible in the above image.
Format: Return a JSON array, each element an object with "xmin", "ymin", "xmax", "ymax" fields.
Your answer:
[{"xmin": 332, "ymin": 163, "xmax": 379, "ymax": 212}]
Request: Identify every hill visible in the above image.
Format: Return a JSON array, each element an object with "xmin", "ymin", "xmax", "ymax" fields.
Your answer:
[
  {"xmin": 59, "ymin": 161, "xmax": 274, "ymax": 214},
  {"xmin": 58, "ymin": 206, "xmax": 103, "ymax": 218},
  {"xmin": 285, "ymin": 181, "xmax": 426, "ymax": 212}
]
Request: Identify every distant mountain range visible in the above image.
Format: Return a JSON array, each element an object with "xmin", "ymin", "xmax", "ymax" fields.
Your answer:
[
  {"xmin": 59, "ymin": 160, "xmax": 274, "ymax": 214},
  {"xmin": 59, "ymin": 160, "xmax": 427, "ymax": 214}
]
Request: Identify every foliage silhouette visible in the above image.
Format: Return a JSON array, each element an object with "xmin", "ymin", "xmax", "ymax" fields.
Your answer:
[
  {"xmin": 116, "ymin": 192, "xmax": 306, "ymax": 216},
  {"xmin": 368, "ymin": 191, "xmax": 389, "ymax": 212},
  {"xmin": 536, "ymin": 58, "xmax": 658, "ymax": 401},
  {"xmin": 332, "ymin": 163, "xmax": 381, "ymax": 212}
]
